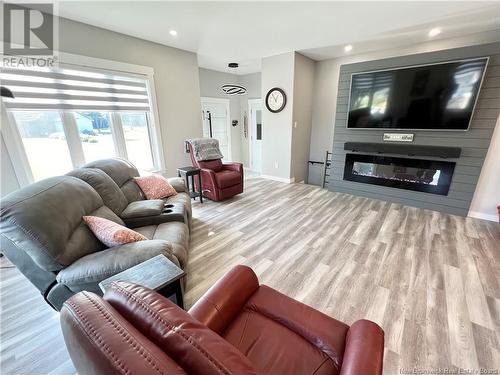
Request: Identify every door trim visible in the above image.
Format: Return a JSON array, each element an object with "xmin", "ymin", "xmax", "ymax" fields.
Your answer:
[
  {"xmin": 200, "ymin": 97, "xmax": 232, "ymax": 161},
  {"xmin": 248, "ymin": 99, "xmax": 262, "ymax": 173}
]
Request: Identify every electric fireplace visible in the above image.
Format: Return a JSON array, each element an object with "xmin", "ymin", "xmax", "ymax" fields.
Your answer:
[{"xmin": 343, "ymin": 153, "xmax": 456, "ymax": 195}]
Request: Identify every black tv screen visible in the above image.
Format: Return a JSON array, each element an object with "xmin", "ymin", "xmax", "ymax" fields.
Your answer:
[{"xmin": 347, "ymin": 57, "xmax": 488, "ymax": 131}]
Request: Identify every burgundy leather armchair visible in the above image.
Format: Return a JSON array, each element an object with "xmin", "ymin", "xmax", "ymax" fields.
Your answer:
[
  {"xmin": 188, "ymin": 142, "xmax": 243, "ymax": 201},
  {"xmin": 60, "ymin": 265, "xmax": 384, "ymax": 375}
]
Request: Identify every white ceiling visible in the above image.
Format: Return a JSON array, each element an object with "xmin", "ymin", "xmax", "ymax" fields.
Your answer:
[{"xmin": 56, "ymin": 1, "xmax": 500, "ymax": 75}]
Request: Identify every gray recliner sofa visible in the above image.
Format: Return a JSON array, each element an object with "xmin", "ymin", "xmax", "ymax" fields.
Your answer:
[
  {"xmin": 69, "ymin": 158, "xmax": 192, "ymax": 228},
  {"xmin": 0, "ymin": 159, "xmax": 191, "ymax": 311}
]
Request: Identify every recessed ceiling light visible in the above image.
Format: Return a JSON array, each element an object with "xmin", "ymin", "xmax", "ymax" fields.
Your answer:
[
  {"xmin": 169, "ymin": 30, "xmax": 177, "ymax": 36},
  {"xmin": 344, "ymin": 44, "xmax": 353, "ymax": 52},
  {"xmin": 428, "ymin": 28, "xmax": 441, "ymax": 37}
]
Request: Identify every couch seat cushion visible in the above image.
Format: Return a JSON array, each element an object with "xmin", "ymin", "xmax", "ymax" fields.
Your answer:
[
  {"xmin": 121, "ymin": 199, "xmax": 164, "ymax": 219},
  {"xmin": 223, "ymin": 285, "xmax": 349, "ymax": 375},
  {"xmin": 56, "ymin": 240, "xmax": 177, "ymax": 293},
  {"xmin": 215, "ymin": 170, "xmax": 241, "ymax": 189},
  {"xmin": 135, "ymin": 222, "xmax": 189, "ymax": 268}
]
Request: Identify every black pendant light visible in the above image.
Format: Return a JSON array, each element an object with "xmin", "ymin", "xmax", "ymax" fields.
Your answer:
[{"xmin": 221, "ymin": 63, "xmax": 247, "ymax": 95}]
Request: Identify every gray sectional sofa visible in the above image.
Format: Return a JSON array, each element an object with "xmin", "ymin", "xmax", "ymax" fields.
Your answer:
[{"xmin": 0, "ymin": 158, "xmax": 191, "ymax": 310}]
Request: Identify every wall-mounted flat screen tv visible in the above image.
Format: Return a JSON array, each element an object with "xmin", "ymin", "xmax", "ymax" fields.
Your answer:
[{"xmin": 346, "ymin": 57, "xmax": 488, "ymax": 131}]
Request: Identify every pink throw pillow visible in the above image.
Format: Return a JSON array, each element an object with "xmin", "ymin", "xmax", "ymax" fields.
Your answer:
[
  {"xmin": 134, "ymin": 175, "xmax": 177, "ymax": 200},
  {"xmin": 83, "ymin": 216, "xmax": 147, "ymax": 248}
]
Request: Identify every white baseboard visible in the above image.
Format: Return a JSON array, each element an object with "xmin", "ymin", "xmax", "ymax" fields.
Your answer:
[
  {"xmin": 468, "ymin": 210, "xmax": 498, "ymax": 222},
  {"xmin": 260, "ymin": 175, "xmax": 296, "ymax": 184}
]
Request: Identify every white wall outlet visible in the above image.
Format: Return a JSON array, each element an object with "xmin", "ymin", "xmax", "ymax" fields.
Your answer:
[
  {"xmin": 294, "ymin": 121, "xmax": 298, "ymax": 128},
  {"xmin": 274, "ymin": 161, "xmax": 279, "ymax": 169}
]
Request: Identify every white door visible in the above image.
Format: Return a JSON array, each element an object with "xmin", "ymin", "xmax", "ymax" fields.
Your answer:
[
  {"xmin": 201, "ymin": 98, "xmax": 231, "ymax": 161},
  {"xmin": 249, "ymin": 100, "xmax": 263, "ymax": 173}
]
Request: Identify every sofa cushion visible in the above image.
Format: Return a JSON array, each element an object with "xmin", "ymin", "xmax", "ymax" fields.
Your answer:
[
  {"xmin": 121, "ymin": 200, "xmax": 164, "ymax": 219},
  {"xmin": 84, "ymin": 158, "xmax": 145, "ymax": 203},
  {"xmin": 0, "ymin": 176, "xmax": 120, "ymax": 271},
  {"xmin": 215, "ymin": 169, "xmax": 241, "ymax": 188},
  {"xmin": 134, "ymin": 175, "xmax": 177, "ymax": 200},
  {"xmin": 84, "ymin": 158, "xmax": 139, "ymax": 187},
  {"xmin": 135, "ymin": 222, "xmax": 189, "ymax": 268},
  {"xmin": 103, "ymin": 282, "xmax": 259, "ymax": 375},
  {"xmin": 83, "ymin": 216, "xmax": 146, "ymax": 248},
  {"xmin": 198, "ymin": 159, "xmax": 223, "ymax": 172},
  {"xmin": 67, "ymin": 168, "xmax": 128, "ymax": 215},
  {"xmin": 56, "ymin": 240, "xmax": 177, "ymax": 293}
]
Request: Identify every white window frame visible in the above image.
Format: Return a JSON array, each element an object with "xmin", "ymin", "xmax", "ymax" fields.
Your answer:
[{"xmin": 1, "ymin": 52, "xmax": 165, "ymax": 186}]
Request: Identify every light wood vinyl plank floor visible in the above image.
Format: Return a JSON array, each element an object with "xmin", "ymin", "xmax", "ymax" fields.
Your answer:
[{"xmin": 1, "ymin": 177, "xmax": 499, "ymax": 374}]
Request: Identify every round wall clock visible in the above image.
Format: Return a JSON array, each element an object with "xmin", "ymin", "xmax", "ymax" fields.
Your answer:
[{"xmin": 265, "ymin": 87, "xmax": 287, "ymax": 113}]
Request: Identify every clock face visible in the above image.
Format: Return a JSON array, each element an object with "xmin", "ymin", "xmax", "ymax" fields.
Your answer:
[{"xmin": 266, "ymin": 88, "xmax": 286, "ymax": 113}]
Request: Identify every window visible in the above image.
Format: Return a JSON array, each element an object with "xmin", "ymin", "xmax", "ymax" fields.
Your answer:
[
  {"xmin": 1, "ymin": 62, "xmax": 162, "ymax": 183},
  {"xmin": 76, "ymin": 112, "xmax": 116, "ymax": 162},
  {"xmin": 121, "ymin": 112, "xmax": 154, "ymax": 170},
  {"xmin": 11, "ymin": 111, "xmax": 73, "ymax": 180}
]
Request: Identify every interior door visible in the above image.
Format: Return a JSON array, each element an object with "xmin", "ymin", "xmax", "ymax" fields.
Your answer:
[
  {"xmin": 201, "ymin": 99, "xmax": 231, "ymax": 161},
  {"xmin": 249, "ymin": 101, "xmax": 262, "ymax": 173}
]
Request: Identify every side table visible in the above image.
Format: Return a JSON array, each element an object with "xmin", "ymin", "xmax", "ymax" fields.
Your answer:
[
  {"xmin": 99, "ymin": 255, "xmax": 185, "ymax": 309},
  {"xmin": 177, "ymin": 166, "xmax": 203, "ymax": 203}
]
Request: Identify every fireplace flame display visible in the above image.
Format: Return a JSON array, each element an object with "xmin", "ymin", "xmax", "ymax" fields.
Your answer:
[
  {"xmin": 344, "ymin": 154, "xmax": 455, "ymax": 196},
  {"xmin": 352, "ymin": 162, "xmax": 441, "ymax": 186}
]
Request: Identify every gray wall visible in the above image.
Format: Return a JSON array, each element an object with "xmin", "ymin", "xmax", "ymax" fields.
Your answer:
[
  {"xmin": 261, "ymin": 52, "xmax": 295, "ymax": 180},
  {"xmin": 329, "ymin": 42, "xmax": 500, "ymax": 217},
  {"xmin": 198, "ymin": 68, "xmax": 261, "ymax": 165},
  {"xmin": 291, "ymin": 53, "xmax": 315, "ymax": 183}
]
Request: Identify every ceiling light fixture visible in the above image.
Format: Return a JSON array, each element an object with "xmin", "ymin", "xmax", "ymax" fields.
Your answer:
[
  {"xmin": 221, "ymin": 63, "xmax": 247, "ymax": 95},
  {"xmin": 428, "ymin": 28, "xmax": 441, "ymax": 38},
  {"xmin": 169, "ymin": 30, "xmax": 177, "ymax": 36},
  {"xmin": 344, "ymin": 45, "xmax": 353, "ymax": 52}
]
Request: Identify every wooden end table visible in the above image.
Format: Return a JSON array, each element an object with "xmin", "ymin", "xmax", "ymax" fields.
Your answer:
[
  {"xmin": 177, "ymin": 166, "xmax": 203, "ymax": 203},
  {"xmin": 98, "ymin": 255, "xmax": 185, "ymax": 309}
]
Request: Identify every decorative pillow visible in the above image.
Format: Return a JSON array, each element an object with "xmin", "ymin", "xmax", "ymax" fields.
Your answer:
[
  {"xmin": 134, "ymin": 175, "xmax": 177, "ymax": 200},
  {"xmin": 83, "ymin": 216, "xmax": 147, "ymax": 248}
]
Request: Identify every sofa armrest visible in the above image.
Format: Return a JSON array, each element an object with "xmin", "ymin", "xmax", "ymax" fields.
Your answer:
[
  {"xmin": 223, "ymin": 162, "xmax": 243, "ymax": 172},
  {"xmin": 61, "ymin": 291, "xmax": 185, "ymax": 375},
  {"xmin": 339, "ymin": 320, "xmax": 384, "ymax": 375},
  {"xmin": 167, "ymin": 177, "xmax": 187, "ymax": 193},
  {"xmin": 188, "ymin": 265, "xmax": 259, "ymax": 334}
]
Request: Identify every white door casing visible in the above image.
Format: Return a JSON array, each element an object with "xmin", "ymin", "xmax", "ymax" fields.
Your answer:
[
  {"xmin": 248, "ymin": 99, "xmax": 262, "ymax": 173},
  {"xmin": 201, "ymin": 97, "xmax": 231, "ymax": 161}
]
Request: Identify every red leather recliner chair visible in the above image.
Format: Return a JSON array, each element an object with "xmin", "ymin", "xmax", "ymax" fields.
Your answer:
[
  {"xmin": 187, "ymin": 141, "xmax": 243, "ymax": 201},
  {"xmin": 60, "ymin": 265, "xmax": 385, "ymax": 375}
]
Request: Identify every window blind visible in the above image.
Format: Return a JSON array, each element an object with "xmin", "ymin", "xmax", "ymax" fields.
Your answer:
[{"xmin": 0, "ymin": 64, "xmax": 151, "ymax": 111}]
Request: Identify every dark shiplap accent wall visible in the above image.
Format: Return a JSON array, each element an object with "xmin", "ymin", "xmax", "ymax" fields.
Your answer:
[{"xmin": 329, "ymin": 42, "xmax": 500, "ymax": 216}]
